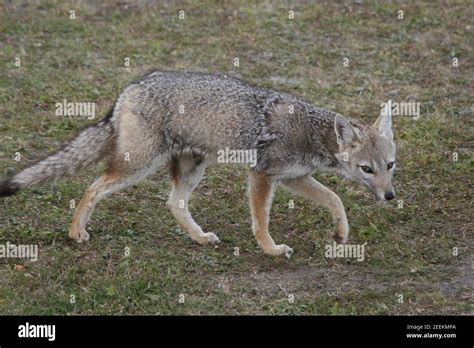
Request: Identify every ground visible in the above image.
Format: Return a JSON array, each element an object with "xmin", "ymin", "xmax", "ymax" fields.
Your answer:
[{"xmin": 0, "ymin": 1, "xmax": 472, "ymax": 315}]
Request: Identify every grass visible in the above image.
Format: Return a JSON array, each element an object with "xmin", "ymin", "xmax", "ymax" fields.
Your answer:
[{"xmin": 0, "ymin": 0, "xmax": 472, "ymax": 315}]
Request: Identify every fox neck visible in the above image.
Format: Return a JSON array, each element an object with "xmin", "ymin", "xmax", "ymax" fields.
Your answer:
[{"xmin": 303, "ymin": 111, "xmax": 344, "ymax": 173}]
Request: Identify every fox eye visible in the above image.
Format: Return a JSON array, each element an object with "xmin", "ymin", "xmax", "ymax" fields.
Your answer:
[
  {"xmin": 360, "ymin": 165, "xmax": 374, "ymax": 174},
  {"xmin": 387, "ymin": 162, "xmax": 395, "ymax": 170}
]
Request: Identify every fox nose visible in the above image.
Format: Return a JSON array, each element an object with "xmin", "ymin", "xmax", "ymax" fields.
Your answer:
[{"xmin": 384, "ymin": 192, "xmax": 395, "ymax": 200}]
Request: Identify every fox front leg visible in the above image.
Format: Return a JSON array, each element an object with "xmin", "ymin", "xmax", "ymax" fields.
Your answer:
[
  {"xmin": 248, "ymin": 171, "xmax": 294, "ymax": 258},
  {"xmin": 282, "ymin": 175, "xmax": 349, "ymax": 244}
]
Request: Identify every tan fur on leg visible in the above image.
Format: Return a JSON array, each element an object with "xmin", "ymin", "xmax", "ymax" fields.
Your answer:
[
  {"xmin": 167, "ymin": 156, "xmax": 219, "ymax": 245},
  {"xmin": 69, "ymin": 154, "xmax": 167, "ymax": 243},
  {"xmin": 282, "ymin": 175, "xmax": 349, "ymax": 243},
  {"xmin": 69, "ymin": 173, "xmax": 118, "ymax": 243},
  {"xmin": 248, "ymin": 171, "xmax": 293, "ymax": 257}
]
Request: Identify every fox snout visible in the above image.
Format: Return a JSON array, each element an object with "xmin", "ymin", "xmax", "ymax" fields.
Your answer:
[
  {"xmin": 374, "ymin": 185, "xmax": 395, "ymax": 201},
  {"xmin": 370, "ymin": 174, "xmax": 396, "ymax": 201}
]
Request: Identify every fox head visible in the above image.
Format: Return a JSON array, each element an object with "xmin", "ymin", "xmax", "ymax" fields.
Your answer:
[{"xmin": 334, "ymin": 110, "xmax": 396, "ymax": 201}]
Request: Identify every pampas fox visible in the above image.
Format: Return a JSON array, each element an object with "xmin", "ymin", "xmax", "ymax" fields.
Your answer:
[{"xmin": 0, "ymin": 70, "xmax": 396, "ymax": 257}]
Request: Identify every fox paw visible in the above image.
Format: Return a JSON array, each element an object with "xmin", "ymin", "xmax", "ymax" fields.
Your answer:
[
  {"xmin": 263, "ymin": 244, "xmax": 294, "ymax": 258},
  {"xmin": 333, "ymin": 233, "xmax": 348, "ymax": 244},
  {"xmin": 333, "ymin": 218, "xmax": 349, "ymax": 244},
  {"xmin": 196, "ymin": 232, "xmax": 220, "ymax": 245},
  {"xmin": 69, "ymin": 227, "xmax": 90, "ymax": 243}
]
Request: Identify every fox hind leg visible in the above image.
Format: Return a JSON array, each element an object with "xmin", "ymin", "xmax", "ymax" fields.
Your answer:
[
  {"xmin": 69, "ymin": 156, "xmax": 167, "ymax": 243},
  {"xmin": 167, "ymin": 155, "xmax": 219, "ymax": 245},
  {"xmin": 69, "ymin": 173, "xmax": 116, "ymax": 242}
]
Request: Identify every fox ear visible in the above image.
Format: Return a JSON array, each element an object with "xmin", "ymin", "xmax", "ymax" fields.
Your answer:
[
  {"xmin": 334, "ymin": 114, "xmax": 359, "ymax": 146},
  {"xmin": 372, "ymin": 106, "xmax": 393, "ymax": 140}
]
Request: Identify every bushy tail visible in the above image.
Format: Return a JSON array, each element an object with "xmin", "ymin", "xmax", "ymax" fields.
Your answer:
[{"xmin": 0, "ymin": 114, "xmax": 115, "ymax": 197}]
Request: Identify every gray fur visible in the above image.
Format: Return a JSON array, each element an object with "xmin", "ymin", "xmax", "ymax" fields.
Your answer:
[{"xmin": 119, "ymin": 70, "xmax": 345, "ymax": 179}]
